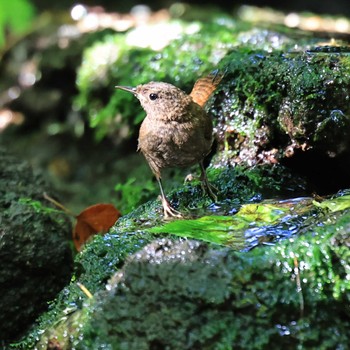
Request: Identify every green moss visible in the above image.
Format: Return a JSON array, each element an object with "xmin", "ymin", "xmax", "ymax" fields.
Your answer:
[
  {"xmin": 12, "ymin": 177, "xmax": 350, "ymax": 349},
  {"xmin": 74, "ymin": 18, "xmax": 239, "ymax": 140},
  {"xmin": 214, "ymin": 49, "xmax": 350, "ymax": 164},
  {"xmin": 13, "ymin": 228, "xmax": 155, "ymax": 349},
  {"xmin": 313, "ymin": 193, "xmax": 350, "ymax": 212},
  {"xmin": 0, "ymin": 148, "xmax": 72, "ymax": 344},
  {"xmin": 76, "ymin": 210, "xmax": 350, "ymax": 349},
  {"xmin": 148, "ymin": 202, "xmax": 297, "ymax": 248},
  {"xmin": 147, "ymin": 191, "xmax": 350, "ymax": 250}
]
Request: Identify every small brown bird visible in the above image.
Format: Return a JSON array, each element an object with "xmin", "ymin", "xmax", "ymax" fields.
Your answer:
[{"xmin": 116, "ymin": 71, "xmax": 223, "ymax": 218}]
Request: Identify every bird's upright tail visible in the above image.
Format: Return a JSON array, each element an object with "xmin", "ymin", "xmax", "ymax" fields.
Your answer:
[{"xmin": 190, "ymin": 69, "xmax": 225, "ymax": 107}]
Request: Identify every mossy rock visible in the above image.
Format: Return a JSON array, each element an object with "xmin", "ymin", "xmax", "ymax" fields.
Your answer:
[
  {"xmin": 16, "ymin": 176, "xmax": 350, "ymax": 350},
  {"xmin": 73, "ymin": 16, "xmax": 319, "ymax": 142},
  {"xmin": 215, "ymin": 49, "xmax": 350, "ymax": 159},
  {"xmin": 0, "ymin": 148, "xmax": 73, "ymax": 343},
  {"xmin": 81, "ymin": 225, "xmax": 350, "ymax": 349},
  {"xmin": 213, "ymin": 48, "xmax": 350, "ymax": 192},
  {"xmin": 72, "ymin": 18, "xmax": 350, "ymax": 193},
  {"xmin": 32, "ymin": 204, "xmax": 350, "ymax": 349}
]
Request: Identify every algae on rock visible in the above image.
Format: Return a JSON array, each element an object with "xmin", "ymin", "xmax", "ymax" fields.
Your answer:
[
  {"xmin": 213, "ymin": 49, "xmax": 350, "ymax": 161},
  {"xmin": 40, "ymin": 210, "xmax": 350, "ymax": 349},
  {"xmin": 27, "ymin": 188, "xmax": 350, "ymax": 350},
  {"xmin": 212, "ymin": 48, "xmax": 350, "ymax": 191},
  {"xmin": 74, "ymin": 18, "xmax": 238, "ymax": 141},
  {"xmin": 0, "ymin": 148, "xmax": 73, "ymax": 343}
]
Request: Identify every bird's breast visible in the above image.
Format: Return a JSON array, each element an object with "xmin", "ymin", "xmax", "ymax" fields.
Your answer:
[{"xmin": 138, "ymin": 113, "xmax": 212, "ymax": 170}]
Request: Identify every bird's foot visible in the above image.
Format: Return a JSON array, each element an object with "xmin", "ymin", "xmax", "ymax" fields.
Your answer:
[
  {"xmin": 159, "ymin": 195, "xmax": 182, "ymax": 219},
  {"xmin": 184, "ymin": 173, "xmax": 218, "ymax": 203}
]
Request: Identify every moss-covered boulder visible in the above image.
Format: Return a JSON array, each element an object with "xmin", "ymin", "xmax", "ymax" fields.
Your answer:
[
  {"xmin": 31, "ymin": 194, "xmax": 350, "ymax": 349},
  {"xmin": 81, "ymin": 224, "xmax": 350, "ymax": 349},
  {"xmin": 212, "ymin": 48, "xmax": 350, "ymax": 192},
  {"xmin": 0, "ymin": 148, "xmax": 73, "ymax": 343},
  {"xmin": 72, "ymin": 15, "xmax": 350, "ymax": 194}
]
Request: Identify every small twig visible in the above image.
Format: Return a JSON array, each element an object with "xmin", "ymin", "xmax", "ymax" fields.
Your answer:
[
  {"xmin": 43, "ymin": 192, "xmax": 75, "ymax": 217},
  {"xmin": 294, "ymin": 256, "xmax": 304, "ymax": 318},
  {"xmin": 77, "ymin": 282, "xmax": 93, "ymax": 299}
]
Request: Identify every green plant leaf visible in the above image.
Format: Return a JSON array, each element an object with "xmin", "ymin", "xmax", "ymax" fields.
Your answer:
[
  {"xmin": 0, "ymin": 0, "xmax": 35, "ymax": 48},
  {"xmin": 313, "ymin": 194, "xmax": 350, "ymax": 212},
  {"xmin": 148, "ymin": 203, "xmax": 290, "ymax": 248}
]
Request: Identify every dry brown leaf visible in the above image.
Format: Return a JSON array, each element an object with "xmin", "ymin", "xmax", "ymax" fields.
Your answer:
[{"xmin": 73, "ymin": 203, "xmax": 121, "ymax": 251}]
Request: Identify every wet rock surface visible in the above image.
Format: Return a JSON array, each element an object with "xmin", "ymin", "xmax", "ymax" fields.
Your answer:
[
  {"xmin": 28, "ymin": 187, "xmax": 350, "ymax": 350},
  {"xmin": 91, "ymin": 239, "xmax": 238, "ymax": 349},
  {"xmin": 0, "ymin": 148, "xmax": 73, "ymax": 342},
  {"xmin": 77, "ymin": 232, "xmax": 350, "ymax": 349},
  {"xmin": 212, "ymin": 49, "xmax": 350, "ymax": 193}
]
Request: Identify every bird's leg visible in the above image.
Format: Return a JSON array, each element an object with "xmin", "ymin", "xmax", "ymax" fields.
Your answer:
[
  {"xmin": 199, "ymin": 161, "xmax": 218, "ymax": 202},
  {"xmin": 157, "ymin": 177, "xmax": 182, "ymax": 219}
]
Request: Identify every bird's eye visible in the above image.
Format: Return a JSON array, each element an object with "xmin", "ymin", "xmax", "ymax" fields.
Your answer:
[{"xmin": 149, "ymin": 93, "xmax": 158, "ymax": 101}]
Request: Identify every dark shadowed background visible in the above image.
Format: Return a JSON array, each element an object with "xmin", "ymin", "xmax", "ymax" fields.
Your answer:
[{"xmin": 30, "ymin": 0, "xmax": 350, "ymax": 16}]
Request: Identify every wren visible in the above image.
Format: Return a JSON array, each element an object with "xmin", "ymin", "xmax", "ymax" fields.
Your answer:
[{"xmin": 116, "ymin": 71, "xmax": 223, "ymax": 218}]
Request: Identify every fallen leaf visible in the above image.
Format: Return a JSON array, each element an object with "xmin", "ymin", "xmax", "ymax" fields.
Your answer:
[{"xmin": 73, "ymin": 203, "xmax": 121, "ymax": 251}]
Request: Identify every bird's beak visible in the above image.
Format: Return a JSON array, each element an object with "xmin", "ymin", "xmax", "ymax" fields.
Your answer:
[{"xmin": 115, "ymin": 86, "xmax": 137, "ymax": 95}]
